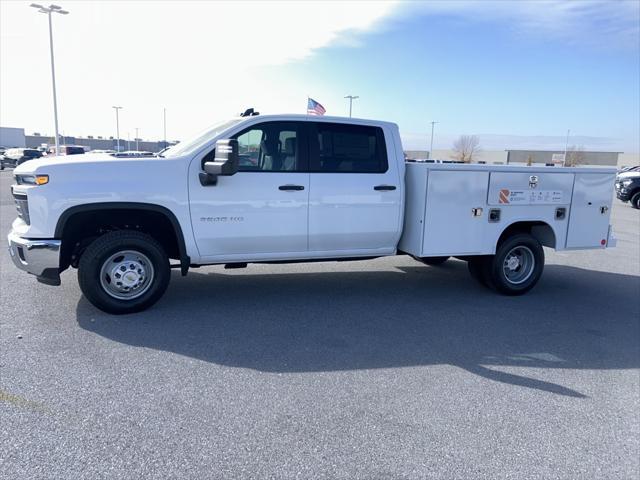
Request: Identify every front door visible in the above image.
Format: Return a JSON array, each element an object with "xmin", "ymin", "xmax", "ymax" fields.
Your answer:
[{"xmin": 189, "ymin": 121, "xmax": 309, "ymax": 259}]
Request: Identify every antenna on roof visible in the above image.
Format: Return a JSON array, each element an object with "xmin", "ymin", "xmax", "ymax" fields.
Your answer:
[{"xmin": 240, "ymin": 108, "xmax": 260, "ymax": 117}]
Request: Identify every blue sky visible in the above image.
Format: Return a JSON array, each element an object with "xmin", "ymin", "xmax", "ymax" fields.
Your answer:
[
  {"xmin": 273, "ymin": 1, "xmax": 640, "ymax": 151},
  {"xmin": 2, "ymin": 1, "xmax": 639, "ymax": 151}
]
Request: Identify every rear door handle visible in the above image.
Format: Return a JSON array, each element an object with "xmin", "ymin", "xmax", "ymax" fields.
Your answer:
[
  {"xmin": 374, "ymin": 185, "xmax": 397, "ymax": 191},
  {"xmin": 279, "ymin": 184, "xmax": 305, "ymax": 191}
]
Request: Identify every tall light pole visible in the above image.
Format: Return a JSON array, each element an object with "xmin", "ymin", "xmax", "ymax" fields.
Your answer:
[
  {"xmin": 429, "ymin": 121, "xmax": 438, "ymax": 159},
  {"xmin": 30, "ymin": 3, "xmax": 69, "ymax": 156},
  {"xmin": 344, "ymin": 95, "xmax": 359, "ymax": 117},
  {"xmin": 563, "ymin": 128, "xmax": 570, "ymax": 166},
  {"xmin": 135, "ymin": 127, "xmax": 139, "ymax": 151},
  {"xmin": 112, "ymin": 106, "xmax": 122, "ymax": 151},
  {"xmin": 163, "ymin": 107, "xmax": 167, "ymax": 147}
]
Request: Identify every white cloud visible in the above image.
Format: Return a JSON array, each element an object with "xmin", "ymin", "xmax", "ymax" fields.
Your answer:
[
  {"xmin": 406, "ymin": 0, "xmax": 640, "ymax": 49},
  {"xmin": 0, "ymin": 1, "xmax": 397, "ymax": 140}
]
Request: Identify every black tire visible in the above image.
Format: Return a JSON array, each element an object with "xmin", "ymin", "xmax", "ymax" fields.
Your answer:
[
  {"xmin": 483, "ymin": 233, "xmax": 544, "ymax": 295},
  {"xmin": 418, "ymin": 256, "xmax": 450, "ymax": 266},
  {"xmin": 467, "ymin": 256, "xmax": 490, "ymax": 286},
  {"xmin": 78, "ymin": 230, "xmax": 170, "ymax": 314},
  {"xmin": 631, "ymin": 191, "xmax": 640, "ymax": 209}
]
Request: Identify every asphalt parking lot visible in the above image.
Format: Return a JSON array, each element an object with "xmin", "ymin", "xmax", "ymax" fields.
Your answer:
[{"xmin": 1, "ymin": 168, "xmax": 638, "ymax": 479}]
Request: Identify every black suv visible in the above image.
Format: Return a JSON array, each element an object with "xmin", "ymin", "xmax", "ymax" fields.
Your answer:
[
  {"xmin": 615, "ymin": 173, "xmax": 640, "ymax": 209},
  {"xmin": 0, "ymin": 148, "xmax": 43, "ymax": 170}
]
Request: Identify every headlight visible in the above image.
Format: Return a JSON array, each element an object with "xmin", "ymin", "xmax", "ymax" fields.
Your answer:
[
  {"xmin": 621, "ymin": 179, "xmax": 633, "ymax": 186},
  {"xmin": 15, "ymin": 174, "xmax": 49, "ymax": 185}
]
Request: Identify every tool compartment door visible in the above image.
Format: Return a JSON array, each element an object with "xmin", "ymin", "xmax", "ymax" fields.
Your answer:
[
  {"xmin": 566, "ymin": 173, "xmax": 614, "ymax": 248},
  {"xmin": 422, "ymin": 170, "xmax": 489, "ymax": 255}
]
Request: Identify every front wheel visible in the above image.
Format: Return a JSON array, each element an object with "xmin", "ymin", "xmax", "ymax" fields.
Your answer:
[
  {"xmin": 631, "ymin": 192, "xmax": 640, "ymax": 209},
  {"xmin": 78, "ymin": 230, "xmax": 170, "ymax": 314}
]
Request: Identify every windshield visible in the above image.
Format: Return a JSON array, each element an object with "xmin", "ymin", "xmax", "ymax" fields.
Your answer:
[{"xmin": 160, "ymin": 118, "xmax": 244, "ymax": 158}]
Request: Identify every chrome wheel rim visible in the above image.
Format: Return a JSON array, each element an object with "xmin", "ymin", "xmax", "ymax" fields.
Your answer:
[
  {"xmin": 502, "ymin": 246, "xmax": 535, "ymax": 285},
  {"xmin": 99, "ymin": 250, "xmax": 154, "ymax": 300}
]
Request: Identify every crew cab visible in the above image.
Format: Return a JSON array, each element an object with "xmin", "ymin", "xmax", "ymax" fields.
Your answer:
[{"xmin": 7, "ymin": 113, "xmax": 617, "ymax": 314}]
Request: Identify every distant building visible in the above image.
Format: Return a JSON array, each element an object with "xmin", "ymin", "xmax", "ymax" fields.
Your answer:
[
  {"xmin": 0, "ymin": 127, "xmax": 26, "ymax": 147},
  {"xmin": 506, "ymin": 150, "xmax": 621, "ymax": 166},
  {"xmin": 404, "ymin": 150, "xmax": 429, "ymax": 160},
  {"xmin": 0, "ymin": 125, "xmax": 176, "ymax": 152},
  {"xmin": 24, "ymin": 134, "xmax": 175, "ymax": 153}
]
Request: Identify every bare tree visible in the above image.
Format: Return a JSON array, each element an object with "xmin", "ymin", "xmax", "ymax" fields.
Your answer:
[
  {"xmin": 565, "ymin": 145, "xmax": 586, "ymax": 167},
  {"xmin": 451, "ymin": 135, "xmax": 481, "ymax": 163}
]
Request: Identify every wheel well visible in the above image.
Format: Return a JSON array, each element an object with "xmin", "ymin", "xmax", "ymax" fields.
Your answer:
[
  {"xmin": 497, "ymin": 221, "xmax": 556, "ymax": 249},
  {"xmin": 57, "ymin": 205, "xmax": 186, "ymax": 271}
]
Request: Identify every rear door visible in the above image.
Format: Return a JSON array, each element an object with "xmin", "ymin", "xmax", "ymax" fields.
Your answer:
[{"xmin": 307, "ymin": 122, "xmax": 402, "ymax": 254}]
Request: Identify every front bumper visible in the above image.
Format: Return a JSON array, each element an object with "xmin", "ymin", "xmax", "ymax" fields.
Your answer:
[
  {"xmin": 7, "ymin": 230, "xmax": 62, "ymax": 285},
  {"xmin": 615, "ymin": 183, "xmax": 632, "ymax": 201}
]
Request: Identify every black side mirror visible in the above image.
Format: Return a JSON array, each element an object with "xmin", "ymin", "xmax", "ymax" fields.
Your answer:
[{"xmin": 200, "ymin": 139, "xmax": 239, "ymax": 186}]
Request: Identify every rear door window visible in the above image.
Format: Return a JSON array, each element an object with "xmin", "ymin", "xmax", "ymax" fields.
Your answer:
[{"xmin": 310, "ymin": 123, "xmax": 388, "ymax": 173}]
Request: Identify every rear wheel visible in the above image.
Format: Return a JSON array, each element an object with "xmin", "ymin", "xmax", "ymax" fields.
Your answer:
[
  {"xmin": 417, "ymin": 256, "xmax": 450, "ymax": 266},
  {"xmin": 631, "ymin": 191, "xmax": 640, "ymax": 209},
  {"xmin": 485, "ymin": 233, "xmax": 544, "ymax": 295},
  {"xmin": 78, "ymin": 230, "xmax": 170, "ymax": 314},
  {"xmin": 467, "ymin": 256, "xmax": 489, "ymax": 285}
]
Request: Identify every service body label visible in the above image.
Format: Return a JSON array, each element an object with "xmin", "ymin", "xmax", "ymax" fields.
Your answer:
[{"xmin": 497, "ymin": 189, "xmax": 564, "ymax": 205}]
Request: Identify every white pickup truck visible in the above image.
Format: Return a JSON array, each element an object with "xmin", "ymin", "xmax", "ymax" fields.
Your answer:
[{"xmin": 8, "ymin": 113, "xmax": 617, "ymax": 314}]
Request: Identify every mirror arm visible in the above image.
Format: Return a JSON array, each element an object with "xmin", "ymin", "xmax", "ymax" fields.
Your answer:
[{"xmin": 199, "ymin": 172, "xmax": 218, "ymax": 186}]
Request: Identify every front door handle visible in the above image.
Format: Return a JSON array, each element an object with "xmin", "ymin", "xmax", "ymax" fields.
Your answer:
[
  {"xmin": 374, "ymin": 185, "xmax": 397, "ymax": 191},
  {"xmin": 279, "ymin": 184, "xmax": 305, "ymax": 191}
]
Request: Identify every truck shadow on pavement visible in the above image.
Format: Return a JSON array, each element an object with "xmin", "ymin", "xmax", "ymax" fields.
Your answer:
[{"xmin": 76, "ymin": 261, "xmax": 640, "ymax": 399}]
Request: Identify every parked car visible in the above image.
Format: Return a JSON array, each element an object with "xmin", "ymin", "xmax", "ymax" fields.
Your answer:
[
  {"xmin": 87, "ymin": 149, "xmax": 117, "ymax": 155},
  {"xmin": 112, "ymin": 150, "xmax": 155, "ymax": 158},
  {"xmin": 617, "ymin": 165, "xmax": 640, "ymax": 174},
  {"xmin": 615, "ymin": 172, "xmax": 640, "ymax": 209},
  {"xmin": 7, "ymin": 113, "xmax": 617, "ymax": 314},
  {"xmin": 47, "ymin": 145, "xmax": 86, "ymax": 156},
  {"xmin": 1, "ymin": 148, "xmax": 43, "ymax": 169}
]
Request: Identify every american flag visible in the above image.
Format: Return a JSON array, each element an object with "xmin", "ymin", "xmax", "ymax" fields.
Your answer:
[{"xmin": 307, "ymin": 97, "xmax": 326, "ymax": 116}]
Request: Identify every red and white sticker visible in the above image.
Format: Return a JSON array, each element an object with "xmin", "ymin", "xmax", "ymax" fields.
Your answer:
[{"xmin": 498, "ymin": 189, "xmax": 564, "ymax": 205}]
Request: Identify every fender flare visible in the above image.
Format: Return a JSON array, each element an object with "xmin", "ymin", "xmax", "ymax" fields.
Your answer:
[
  {"xmin": 495, "ymin": 220, "xmax": 557, "ymax": 251},
  {"xmin": 55, "ymin": 202, "xmax": 190, "ymax": 275}
]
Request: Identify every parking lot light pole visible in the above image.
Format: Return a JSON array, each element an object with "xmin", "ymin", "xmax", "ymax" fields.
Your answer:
[
  {"xmin": 30, "ymin": 3, "xmax": 69, "ymax": 156},
  {"xmin": 163, "ymin": 108, "xmax": 167, "ymax": 148},
  {"xmin": 112, "ymin": 106, "xmax": 122, "ymax": 151},
  {"xmin": 429, "ymin": 121, "xmax": 438, "ymax": 159},
  {"xmin": 344, "ymin": 95, "xmax": 359, "ymax": 117},
  {"xmin": 563, "ymin": 129, "xmax": 570, "ymax": 167}
]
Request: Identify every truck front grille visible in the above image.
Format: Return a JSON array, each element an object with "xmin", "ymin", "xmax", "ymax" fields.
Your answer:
[{"xmin": 13, "ymin": 192, "xmax": 30, "ymax": 225}]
